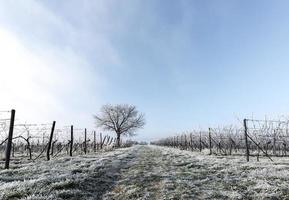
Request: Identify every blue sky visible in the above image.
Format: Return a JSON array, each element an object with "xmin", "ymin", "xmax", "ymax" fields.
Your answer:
[{"xmin": 1, "ymin": 1, "xmax": 289, "ymax": 141}]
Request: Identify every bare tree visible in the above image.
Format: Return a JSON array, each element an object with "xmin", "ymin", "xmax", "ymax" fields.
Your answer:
[{"xmin": 94, "ymin": 104, "xmax": 145, "ymax": 147}]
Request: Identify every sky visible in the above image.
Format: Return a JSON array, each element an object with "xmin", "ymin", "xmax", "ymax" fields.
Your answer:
[{"xmin": 1, "ymin": 0, "xmax": 289, "ymax": 141}]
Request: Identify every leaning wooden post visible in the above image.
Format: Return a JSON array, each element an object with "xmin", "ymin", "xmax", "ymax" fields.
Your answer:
[
  {"xmin": 47, "ymin": 121, "xmax": 56, "ymax": 161},
  {"xmin": 244, "ymin": 119, "xmax": 250, "ymax": 162},
  {"xmin": 70, "ymin": 125, "xmax": 73, "ymax": 157},
  {"xmin": 84, "ymin": 128, "xmax": 87, "ymax": 154},
  {"xmin": 209, "ymin": 128, "xmax": 212, "ymax": 155},
  {"xmin": 5, "ymin": 109, "xmax": 16, "ymax": 169}
]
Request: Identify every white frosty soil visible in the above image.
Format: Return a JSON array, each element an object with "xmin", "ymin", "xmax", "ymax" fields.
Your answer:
[{"xmin": 1, "ymin": 145, "xmax": 289, "ymax": 199}]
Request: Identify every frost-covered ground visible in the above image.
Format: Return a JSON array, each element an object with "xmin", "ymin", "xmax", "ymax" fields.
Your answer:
[{"xmin": 1, "ymin": 145, "xmax": 289, "ymax": 199}]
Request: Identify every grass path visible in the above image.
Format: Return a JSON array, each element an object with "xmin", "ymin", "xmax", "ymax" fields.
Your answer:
[{"xmin": 104, "ymin": 145, "xmax": 289, "ymax": 199}]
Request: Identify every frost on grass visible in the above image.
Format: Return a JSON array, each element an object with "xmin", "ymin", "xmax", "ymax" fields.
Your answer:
[
  {"xmin": 1, "ymin": 146, "xmax": 289, "ymax": 199},
  {"xmin": 103, "ymin": 146, "xmax": 289, "ymax": 200},
  {"xmin": 0, "ymin": 148, "xmax": 134, "ymax": 200}
]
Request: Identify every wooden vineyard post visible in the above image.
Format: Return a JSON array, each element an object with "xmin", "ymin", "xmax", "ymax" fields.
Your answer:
[
  {"xmin": 257, "ymin": 142, "xmax": 260, "ymax": 162},
  {"xmin": 209, "ymin": 128, "xmax": 212, "ymax": 155},
  {"xmin": 5, "ymin": 109, "xmax": 16, "ymax": 169},
  {"xmin": 244, "ymin": 119, "xmax": 250, "ymax": 162},
  {"xmin": 190, "ymin": 133, "xmax": 193, "ymax": 150},
  {"xmin": 273, "ymin": 130, "xmax": 276, "ymax": 156},
  {"xmin": 100, "ymin": 132, "xmax": 103, "ymax": 149},
  {"xmin": 84, "ymin": 128, "xmax": 87, "ymax": 154},
  {"xmin": 12, "ymin": 143, "xmax": 15, "ymax": 158},
  {"xmin": 229, "ymin": 138, "xmax": 233, "ymax": 155},
  {"xmin": 184, "ymin": 134, "xmax": 187, "ymax": 150},
  {"xmin": 70, "ymin": 125, "xmax": 73, "ymax": 157},
  {"xmin": 199, "ymin": 132, "xmax": 202, "ymax": 152},
  {"xmin": 47, "ymin": 121, "xmax": 56, "ymax": 161},
  {"xmin": 51, "ymin": 140, "xmax": 56, "ymax": 156},
  {"xmin": 93, "ymin": 131, "xmax": 96, "ymax": 152}
]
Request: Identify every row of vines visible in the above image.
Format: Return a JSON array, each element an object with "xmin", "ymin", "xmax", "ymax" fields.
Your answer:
[
  {"xmin": 152, "ymin": 118, "xmax": 289, "ymax": 162},
  {"xmin": 0, "ymin": 109, "xmax": 135, "ymax": 169}
]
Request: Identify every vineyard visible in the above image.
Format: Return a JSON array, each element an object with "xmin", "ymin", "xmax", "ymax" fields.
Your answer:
[
  {"xmin": 152, "ymin": 118, "xmax": 289, "ymax": 162},
  {"xmin": 0, "ymin": 109, "xmax": 133, "ymax": 170},
  {"xmin": 2, "ymin": 110, "xmax": 289, "ymax": 199},
  {"xmin": 2, "ymin": 108, "xmax": 288, "ymax": 168}
]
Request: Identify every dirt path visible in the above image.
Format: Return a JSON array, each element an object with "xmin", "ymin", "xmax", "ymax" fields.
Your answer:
[{"xmin": 1, "ymin": 145, "xmax": 289, "ymax": 199}]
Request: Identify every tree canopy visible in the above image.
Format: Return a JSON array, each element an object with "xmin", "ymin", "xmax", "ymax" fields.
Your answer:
[{"xmin": 94, "ymin": 104, "xmax": 145, "ymax": 147}]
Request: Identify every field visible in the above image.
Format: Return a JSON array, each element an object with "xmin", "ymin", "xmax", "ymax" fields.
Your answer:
[{"xmin": 1, "ymin": 145, "xmax": 289, "ymax": 200}]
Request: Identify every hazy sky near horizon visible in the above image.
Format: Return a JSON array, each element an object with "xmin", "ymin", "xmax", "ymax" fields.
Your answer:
[{"xmin": 1, "ymin": 0, "xmax": 289, "ymax": 141}]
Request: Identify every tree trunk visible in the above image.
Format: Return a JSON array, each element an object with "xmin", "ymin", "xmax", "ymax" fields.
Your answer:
[{"xmin": 116, "ymin": 132, "xmax": 121, "ymax": 147}]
